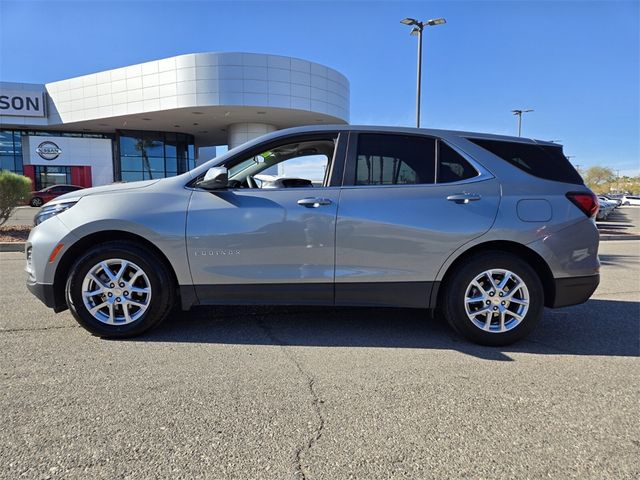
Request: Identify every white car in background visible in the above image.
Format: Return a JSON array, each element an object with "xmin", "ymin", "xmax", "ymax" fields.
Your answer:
[
  {"xmin": 600, "ymin": 194, "xmax": 622, "ymax": 207},
  {"xmin": 622, "ymin": 195, "xmax": 640, "ymax": 206},
  {"xmin": 596, "ymin": 196, "xmax": 617, "ymax": 220}
]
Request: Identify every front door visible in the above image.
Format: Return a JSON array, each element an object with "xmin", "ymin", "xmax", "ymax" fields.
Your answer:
[{"xmin": 186, "ymin": 132, "xmax": 346, "ymax": 305}]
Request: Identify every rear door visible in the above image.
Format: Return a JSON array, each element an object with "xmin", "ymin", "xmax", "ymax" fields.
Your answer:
[{"xmin": 335, "ymin": 131, "xmax": 500, "ymax": 307}]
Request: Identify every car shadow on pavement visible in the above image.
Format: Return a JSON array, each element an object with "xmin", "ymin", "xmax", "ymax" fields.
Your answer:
[
  {"xmin": 598, "ymin": 253, "xmax": 638, "ymax": 267},
  {"xmin": 136, "ymin": 298, "xmax": 640, "ymax": 361}
]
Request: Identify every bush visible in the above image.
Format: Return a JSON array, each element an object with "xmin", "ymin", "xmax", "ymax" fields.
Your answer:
[{"xmin": 0, "ymin": 171, "xmax": 32, "ymax": 227}]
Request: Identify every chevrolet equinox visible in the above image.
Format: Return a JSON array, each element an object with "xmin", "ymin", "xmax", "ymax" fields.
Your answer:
[{"xmin": 26, "ymin": 126, "xmax": 600, "ymax": 345}]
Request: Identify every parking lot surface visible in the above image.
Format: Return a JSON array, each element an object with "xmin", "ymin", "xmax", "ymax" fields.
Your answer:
[{"xmin": 1, "ymin": 241, "xmax": 638, "ymax": 479}]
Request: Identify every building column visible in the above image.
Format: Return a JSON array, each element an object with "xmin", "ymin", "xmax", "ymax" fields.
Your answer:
[{"xmin": 227, "ymin": 123, "xmax": 277, "ymax": 149}]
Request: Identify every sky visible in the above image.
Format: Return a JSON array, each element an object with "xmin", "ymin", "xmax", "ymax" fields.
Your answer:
[{"xmin": 1, "ymin": 0, "xmax": 638, "ymax": 175}]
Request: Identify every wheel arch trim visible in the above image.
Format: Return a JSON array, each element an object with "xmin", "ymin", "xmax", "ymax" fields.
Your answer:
[
  {"xmin": 52, "ymin": 230, "xmax": 186, "ymax": 313},
  {"xmin": 431, "ymin": 240, "xmax": 556, "ymax": 309}
]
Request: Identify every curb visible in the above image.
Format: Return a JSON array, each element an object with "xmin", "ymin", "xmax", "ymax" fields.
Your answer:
[{"xmin": 0, "ymin": 242, "xmax": 25, "ymax": 252}]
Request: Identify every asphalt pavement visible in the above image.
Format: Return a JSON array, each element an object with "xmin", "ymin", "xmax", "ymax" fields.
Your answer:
[
  {"xmin": 0, "ymin": 241, "xmax": 638, "ymax": 479},
  {"xmin": 597, "ymin": 206, "xmax": 640, "ymax": 237}
]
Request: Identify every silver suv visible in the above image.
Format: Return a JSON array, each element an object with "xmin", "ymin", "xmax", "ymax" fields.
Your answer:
[{"xmin": 25, "ymin": 126, "xmax": 600, "ymax": 345}]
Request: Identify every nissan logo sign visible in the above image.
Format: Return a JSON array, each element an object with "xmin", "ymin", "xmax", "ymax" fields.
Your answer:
[{"xmin": 36, "ymin": 141, "xmax": 62, "ymax": 160}]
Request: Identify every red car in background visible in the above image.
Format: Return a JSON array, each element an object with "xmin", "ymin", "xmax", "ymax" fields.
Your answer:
[{"xmin": 30, "ymin": 184, "xmax": 84, "ymax": 207}]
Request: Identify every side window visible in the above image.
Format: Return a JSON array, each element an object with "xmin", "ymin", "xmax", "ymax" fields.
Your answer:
[
  {"xmin": 437, "ymin": 142, "xmax": 478, "ymax": 183},
  {"xmin": 259, "ymin": 154, "xmax": 328, "ymax": 186},
  {"xmin": 227, "ymin": 136, "xmax": 337, "ymax": 189},
  {"xmin": 355, "ymin": 133, "xmax": 435, "ymax": 185},
  {"xmin": 467, "ymin": 138, "xmax": 583, "ymax": 185}
]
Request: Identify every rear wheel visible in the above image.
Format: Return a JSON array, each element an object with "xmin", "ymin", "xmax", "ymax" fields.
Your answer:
[
  {"xmin": 65, "ymin": 241, "xmax": 175, "ymax": 338},
  {"xmin": 30, "ymin": 197, "xmax": 43, "ymax": 207},
  {"xmin": 442, "ymin": 252, "xmax": 543, "ymax": 346}
]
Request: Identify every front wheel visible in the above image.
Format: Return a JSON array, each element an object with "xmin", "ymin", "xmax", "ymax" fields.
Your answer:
[
  {"xmin": 30, "ymin": 197, "xmax": 43, "ymax": 207},
  {"xmin": 442, "ymin": 252, "xmax": 543, "ymax": 346},
  {"xmin": 65, "ymin": 241, "xmax": 175, "ymax": 338}
]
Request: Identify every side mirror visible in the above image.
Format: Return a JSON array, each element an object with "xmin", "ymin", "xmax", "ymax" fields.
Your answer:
[{"xmin": 197, "ymin": 167, "xmax": 228, "ymax": 190}]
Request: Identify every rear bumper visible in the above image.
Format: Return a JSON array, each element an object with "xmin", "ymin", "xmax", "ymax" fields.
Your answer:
[{"xmin": 552, "ymin": 274, "xmax": 599, "ymax": 308}]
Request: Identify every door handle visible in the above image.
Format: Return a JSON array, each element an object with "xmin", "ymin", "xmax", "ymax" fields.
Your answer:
[
  {"xmin": 446, "ymin": 193, "xmax": 482, "ymax": 204},
  {"xmin": 297, "ymin": 197, "xmax": 332, "ymax": 208}
]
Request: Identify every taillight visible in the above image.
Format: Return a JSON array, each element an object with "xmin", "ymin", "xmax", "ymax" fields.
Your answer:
[{"xmin": 566, "ymin": 191, "xmax": 599, "ymax": 218}]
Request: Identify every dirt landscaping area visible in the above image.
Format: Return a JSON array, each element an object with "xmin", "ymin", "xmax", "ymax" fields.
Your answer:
[{"xmin": 0, "ymin": 224, "xmax": 31, "ymax": 243}]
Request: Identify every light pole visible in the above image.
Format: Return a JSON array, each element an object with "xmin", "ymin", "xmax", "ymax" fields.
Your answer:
[
  {"xmin": 401, "ymin": 17, "xmax": 446, "ymax": 128},
  {"xmin": 512, "ymin": 109, "xmax": 533, "ymax": 137}
]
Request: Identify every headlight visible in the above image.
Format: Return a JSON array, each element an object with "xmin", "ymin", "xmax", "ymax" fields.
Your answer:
[{"xmin": 34, "ymin": 201, "xmax": 78, "ymax": 226}]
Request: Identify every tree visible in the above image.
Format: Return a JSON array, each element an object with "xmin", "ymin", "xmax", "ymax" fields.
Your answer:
[
  {"xmin": 0, "ymin": 171, "xmax": 32, "ymax": 226},
  {"xmin": 584, "ymin": 166, "xmax": 615, "ymax": 193}
]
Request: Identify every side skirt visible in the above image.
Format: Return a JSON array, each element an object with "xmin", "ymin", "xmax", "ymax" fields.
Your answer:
[
  {"xmin": 181, "ymin": 281, "xmax": 439, "ymax": 309},
  {"xmin": 335, "ymin": 281, "xmax": 437, "ymax": 309}
]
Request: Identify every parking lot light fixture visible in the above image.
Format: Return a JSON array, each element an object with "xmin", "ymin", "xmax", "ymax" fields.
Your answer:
[
  {"xmin": 427, "ymin": 18, "xmax": 446, "ymax": 26},
  {"xmin": 401, "ymin": 16, "xmax": 447, "ymax": 127},
  {"xmin": 512, "ymin": 109, "xmax": 534, "ymax": 136}
]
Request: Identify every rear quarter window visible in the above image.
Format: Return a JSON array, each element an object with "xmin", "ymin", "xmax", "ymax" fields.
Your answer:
[{"xmin": 467, "ymin": 138, "xmax": 583, "ymax": 185}]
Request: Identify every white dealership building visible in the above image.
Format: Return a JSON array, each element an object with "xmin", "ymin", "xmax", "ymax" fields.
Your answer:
[{"xmin": 0, "ymin": 52, "xmax": 349, "ymax": 190}]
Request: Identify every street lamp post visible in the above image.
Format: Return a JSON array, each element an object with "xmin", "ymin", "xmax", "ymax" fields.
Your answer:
[
  {"xmin": 512, "ymin": 109, "xmax": 533, "ymax": 137},
  {"xmin": 401, "ymin": 17, "xmax": 446, "ymax": 128}
]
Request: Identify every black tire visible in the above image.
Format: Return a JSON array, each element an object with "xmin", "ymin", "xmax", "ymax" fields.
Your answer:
[
  {"xmin": 30, "ymin": 197, "xmax": 43, "ymax": 207},
  {"xmin": 442, "ymin": 251, "xmax": 543, "ymax": 346},
  {"xmin": 65, "ymin": 241, "xmax": 175, "ymax": 338}
]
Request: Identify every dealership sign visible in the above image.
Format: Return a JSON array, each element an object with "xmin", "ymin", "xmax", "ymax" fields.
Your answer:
[
  {"xmin": 36, "ymin": 141, "xmax": 62, "ymax": 160},
  {"xmin": 0, "ymin": 89, "xmax": 46, "ymax": 117}
]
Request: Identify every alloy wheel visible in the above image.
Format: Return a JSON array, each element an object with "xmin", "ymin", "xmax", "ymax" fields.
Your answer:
[
  {"xmin": 81, "ymin": 259, "xmax": 152, "ymax": 325},
  {"xmin": 464, "ymin": 269, "xmax": 530, "ymax": 333}
]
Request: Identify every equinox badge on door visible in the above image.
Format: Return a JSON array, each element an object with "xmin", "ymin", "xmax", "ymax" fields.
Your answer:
[{"xmin": 194, "ymin": 249, "xmax": 241, "ymax": 256}]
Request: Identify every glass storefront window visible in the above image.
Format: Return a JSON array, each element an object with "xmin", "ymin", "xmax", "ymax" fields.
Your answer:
[
  {"xmin": 120, "ymin": 134, "xmax": 142, "ymax": 157},
  {"xmin": 121, "ymin": 157, "xmax": 143, "ymax": 171},
  {"xmin": 145, "ymin": 157, "xmax": 165, "ymax": 172},
  {"xmin": 117, "ymin": 130, "xmax": 195, "ymax": 182},
  {"xmin": 34, "ymin": 166, "xmax": 72, "ymax": 190},
  {"xmin": 165, "ymin": 157, "xmax": 177, "ymax": 172},
  {"xmin": 121, "ymin": 171, "xmax": 144, "ymax": 182},
  {"xmin": 143, "ymin": 133, "xmax": 164, "ymax": 157},
  {"xmin": 0, "ymin": 130, "xmax": 23, "ymax": 174},
  {"xmin": 0, "ymin": 131, "xmax": 14, "ymax": 155},
  {"xmin": 1, "ymin": 156, "xmax": 15, "ymax": 171}
]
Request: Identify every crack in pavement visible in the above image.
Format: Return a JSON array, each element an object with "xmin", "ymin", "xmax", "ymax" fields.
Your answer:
[
  {"xmin": 255, "ymin": 317, "xmax": 324, "ymax": 480},
  {"xmin": 0, "ymin": 324, "xmax": 79, "ymax": 333}
]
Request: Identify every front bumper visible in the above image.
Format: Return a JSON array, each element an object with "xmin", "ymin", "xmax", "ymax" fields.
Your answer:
[
  {"xmin": 26, "ymin": 280, "xmax": 68, "ymax": 312},
  {"xmin": 551, "ymin": 274, "xmax": 600, "ymax": 308},
  {"xmin": 27, "ymin": 280, "xmax": 55, "ymax": 308}
]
